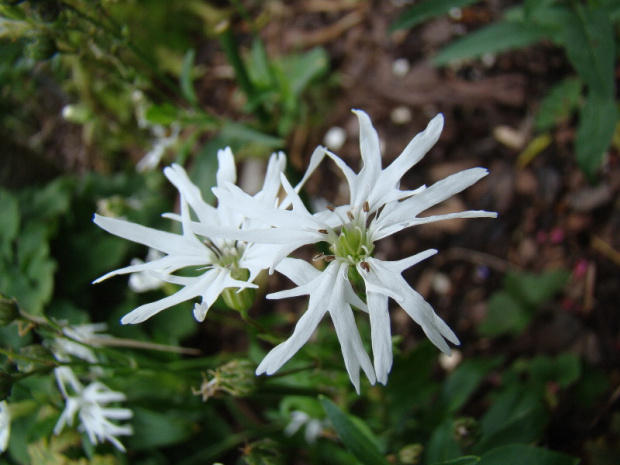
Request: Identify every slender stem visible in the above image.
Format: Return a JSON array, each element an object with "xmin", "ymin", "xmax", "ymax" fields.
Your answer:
[
  {"xmin": 0, "ymin": 348, "xmax": 57, "ymax": 367},
  {"xmin": 87, "ymin": 336, "xmax": 201, "ymax": 355}
]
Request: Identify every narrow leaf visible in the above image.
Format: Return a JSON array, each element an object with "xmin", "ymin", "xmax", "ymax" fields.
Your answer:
[
  {"xmin": 563, "ymin": 6, "xmax": 615, "ymax": 98},
  {"xmin": 575, "ymin": 94, "xmax": 618, "ymax": 179},
  {"xmin": 535, "ymin": 77, "xmax": 583, "ymax": 132},
  {"xmin": 320, "ymin": 397, "xmax": 391, "ymax": 465},
  {"xmin": 434, "ymin": 457, "xmax": 481, "ymax": 465},
  {"xmin": 180, "ymin": 49, "xmax": 199, "ymax": 105},
  {"xmin": 390, "ymin": 0, "xmax": 480, "ymax": 31},
  {"xmin": 478, "ymin": 444, "xmax": 579, "ymax": 465},
  {"xmin": 434, "ymin": 21, "xmax": 549, "ymax": 66}
]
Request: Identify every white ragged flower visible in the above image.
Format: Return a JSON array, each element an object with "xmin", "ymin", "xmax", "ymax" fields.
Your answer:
[
  {"xmin": 0, "ymin": 401, "xmax": 9, "ymax": 453},
  {"xmin": 54, "ymin": 367, "xmax": 133, "ymax": 452},
  {"xmin": 206, "ymin": 110, "xmax": 497, "ymax": 389},
  {"xmin": 136, "ymin": 123, "xmax": 181, "ymax": 173},
  {"xmin": 283, "ymin": 410, "xmax": 328, "ymax": 445},
  {"xmin": 51, "ymin": 323, "xmax": 111, "ymax": 364},
  {"xmin": 94, "ymin": 147, "xmax": 324, "ymax": 324},
  {"xmin": 128, "ymin": 249, "xmax": 166, "ymax": 293}
]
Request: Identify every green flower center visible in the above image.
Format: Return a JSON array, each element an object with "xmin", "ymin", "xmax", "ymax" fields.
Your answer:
[
  {"xmin": 330, "ymin": 223, "xmax": 374, "ymax": 263},
  {"xmin": 322, "ymin": 204, "xmax": 375, "ymax": 266},
  {"xmin": 203, "ymin": 240, "xmax": 255, "ymax": 313}
]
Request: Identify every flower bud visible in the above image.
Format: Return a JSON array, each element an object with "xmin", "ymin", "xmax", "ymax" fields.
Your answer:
[
  {"xmin": 0, "ymin": 371, "xmax": 12, "ymax": 401},
  {"xmin": 453, "ymin": 417, "xmax": 481, "ymax": 449},
  {"xmin": 398, "ymin": 444, "xmax": 424, "ymax": 464},
  {"xmin": 0, "ymin": 294, "xmax": 19, "ymax": 327},
  {"xmin": 241, "ymin": 438, "xmax": 280, "ymax": 465},
  {"xmin": 192, "ymin": 359, "xmax": 256, "ymax": 402},
  {"xmin": 221, "ymin": 268, "xmax": 255, "ymax": 314},
  {"xmin": 16, "ymin": 345, "xmax": 55, "ymax": 374}
]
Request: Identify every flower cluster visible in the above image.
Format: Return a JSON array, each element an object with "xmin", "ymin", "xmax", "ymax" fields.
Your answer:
[
  {"xmin": 95, "ymin": 110, "xmax": 496, "ymax": 392},
  {"xmin": 51, "ymin": 324, "xmax": 133, "ymax": 451},
  {"xmin": 53, "ymin": 367, "xmax": 133, "ymax": 452}
]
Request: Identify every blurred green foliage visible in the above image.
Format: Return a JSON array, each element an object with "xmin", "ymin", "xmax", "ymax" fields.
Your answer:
[
  {"xmin": 478, "ymin": 269, "xmax": 570, "ymax": 337},
  {"xmin": 392, "ymin": 0, "xmax": 620, "ymax": 179}
]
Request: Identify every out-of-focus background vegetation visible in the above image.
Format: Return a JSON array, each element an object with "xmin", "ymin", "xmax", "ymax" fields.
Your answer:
[{"xmin": 1, "ymin": 0, "xmax": 619, "ymax": 464}]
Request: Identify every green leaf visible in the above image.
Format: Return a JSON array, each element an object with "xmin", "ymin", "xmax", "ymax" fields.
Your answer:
[
  {"xmin": 535, "ymin": 78, "xmax": 583, "ymax": 132},
  {"xmin": 426, "ymin": 418, "xmax": 463, "ymax": 465},
  {"xmin": 529, "ymin": 353, "xmax": 581, "ymax": 388},
  {"xmin": 0, "ymin": 224, "xmax": 56, "ymax": 315},
  {"xmin": 478, "ymin": 444, "xmax": 579, "ymax": 465},
  {"xmin": 504, "ymin": 269, "xmax": 570, "ymax": 307},
  {"xmin": 473, "ymin": 407, "xmax": 548, "ymax": 454},
  {"xmin": 220, "ymin": 122, "xmax": 284, "ymax": 148},
  {"xmin": 575, "ymin": 94, "xmax": 618, "ymax": 179},
  {"xmin": 145, "ymin": 103, "xmax": 179, "ymax": 125},
  {"xmin": 434, "ymin": 21, "xmax": 549, "ymax": 66},
  {"xmin": 0, "ymin": 188, "xmax": 19, "ymax": 257},
  {"xmin": 442, "ymin": 359, "xmax": 501, "ymax": 413},
  {"xmin": 480, "ymin": 383, "xmax": 543, "ymax": 436},
  {"xmin": 524, "ymin": 0, "xmax": 557, "ymax": 18},
  {"xmin": 433, "ymin": 457, "xmax": 481, "ymax": 465},
  {"xmin": 563, "ymin": 5, "xmax": 616, "ymax": 99},
  {"xmin": 248, "ymin": 38, "xmax": 274, "ymax": 90},
  {"xmin": 19, "ymin": 177, "xmax": 73, "ymax": 225},
  {"xmin": 478, "ymin": 291, "xmax": 529, "ymax": 337},
  {"xmin": 180, "ymin": 49, "xmax": 199, "ymax": 105},
  {"xmin": 128, "ymin": 407, "xmax": 195, "ymax": 450},
  {"xmin": 390, "ymin": 0, "xmax": 480, "ymax": 31},
  {"xmin": 281, "ymin": 47, "xmax": 329, "ymax": 97},
  {"xmin": 320, "ymin": 397, "xmax": 391, "ymax": 465},
  {"xmin": 386, "ymin": 341, "xmax": 440, "ymax": 414}
]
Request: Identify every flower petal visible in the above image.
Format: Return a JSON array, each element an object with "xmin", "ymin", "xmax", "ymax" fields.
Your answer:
[
  {"xmin": 164, "ymin": 164, "xmax": 218, "ymax": 225},
  {"xmin": 352, "ymin": 109, "xmax": 382, "ymax": 206},
  {"xmin": 367, "ymin": 292, "xmax": 392, "ymax": 385},
  {"xmin": 362, "ymin": 257, "xmax": 460, "ymax": 354},
  {"xmin": 216, "ymin": 147, "xmax": 237, "ymax": 186},
  {"xmin": 93, "ymin": 215, "xmax": 203, "ymax": 257},
  {"xmin": 371, "ymin": 113, "xmax": 444, "ymax": 208}
]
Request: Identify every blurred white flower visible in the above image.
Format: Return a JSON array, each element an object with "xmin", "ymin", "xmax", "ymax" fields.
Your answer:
[
  {"xmin": 283, "ymin": 410, "xmax": 327, "ymax": 445},
  {"xmin": 0, "ymin": 401, "xmax": 9, "ymax": 453},
  {"xmin": 54, "ymin": 367, "xmax": 133, "ymax": 452},
  {"xmin": 136, "ymin": 123, "xmax": 181, "ymax": 173},
  {"xmin": 95, "ymin": 147, "xmax": 324, "ymax": 324},
  {"xmin": 208, "ymin": 110, "xmax": 496, "ymax": 390},
  {"xmin": 52, "ymin": 323, "xmax": 110, "ymax": 364},
  {"xmin": 128, "ymin": 249, "xmax": 166, "ymax": 293}
]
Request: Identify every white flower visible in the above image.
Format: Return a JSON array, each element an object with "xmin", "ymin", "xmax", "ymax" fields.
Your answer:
[
  {"xmin": 94, "ymin": 147, "xmax": 324, "ymax": 324},
  {"xmin": 0, "ymin": 401, "xmax": 9, "ymax": 453},
  {"xmin": 52, "ymin": 323, "xmax": 110, "ymax": 364},
  {"xmin": 128, "ymin": 249, "xmax": 166, "ymax": 293},
  {"xmin": 54, "ymin": 367, "xmax": 133, "ymax": 452},
  {"xmin": 136, "ymin": 123, "xmax": 181, "ymax": 173},
  {"xmin": 283, "ymin": 410, "xmax": 327, "ymax": 445},
  {"xmin": 206, "ymin": 110, "xmax": 497, "ymax": 389}
]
